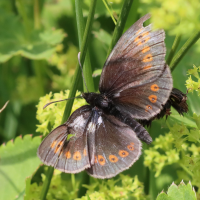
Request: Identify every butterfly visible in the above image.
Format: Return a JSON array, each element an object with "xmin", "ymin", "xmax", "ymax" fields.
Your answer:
[
  {"xmin": 37, "ymin": 14, "xmax": 173, "ymax": 179},
  {"xmin": 140, "ymin": 88, "xmax": 188, "ymax": 127}
]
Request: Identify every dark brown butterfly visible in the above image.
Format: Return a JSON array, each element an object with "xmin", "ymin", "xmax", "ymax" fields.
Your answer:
[
  {"xmin": 37, "ymin": 14, "xmax": 173, "ymax": 179},
  {"xmin": 139, "ymin": 88, "xmax": 188, "ymax": 127}
]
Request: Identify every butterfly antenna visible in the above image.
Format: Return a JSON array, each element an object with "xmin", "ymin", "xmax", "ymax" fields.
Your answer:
[
  {"xmin": 43, "ymin": 96, "xmax": 82, "ymax": 109},
  {"xmin": 78, "ymin": 52, "xmax": 89, "ymax": 93}
]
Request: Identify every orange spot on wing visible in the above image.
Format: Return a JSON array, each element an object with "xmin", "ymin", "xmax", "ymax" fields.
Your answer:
[
  {"xmin": 143, "ymin": 65, "xmax": 152, "ymax": 70},
  {"xmin": 130, "ymin": 142, "xmax": 134, "ymax": 146},
  {"xmin": 54, "ymin": 141, "xmax": 63, "ymax": 153},
  {"xmin": 151, "ymin": 84, "xmax": 159, "ymax": 91},
  {"xmin": 65, "ymin": 151, "xmax": 71, "ymax": 159},
  {"xmin": 145, "ymin": 105, "xmax": 152, "ymax": 112},
  {"xmin": 83, "ymin": 148, "xmax": 87, "ymax": 156},
  {"xmin": 109, "ymin": 155, "xmax": 118, "ymax": 163},
  {"xmin": 143, "ymin": 54, "xmax": 153, "ymax": 62},
  {"xmin": 73, "ymin": 151, "xmax": 81, "ymax": 161},
  {"xmin": 119, "ymin": 150, "xmax": 129, "ymax": 158},
  {"xmin": 142, "ymin": 31, "xmax": 149, "ymax": 37},
  {"xmin": 51, "ymin": 140, "xmax": 57, "ymax": 148},
  {"xmin": 149, "ymin": 95, "xmax": 157, "ymax": 103},
  {"xmin": 134, "ymin": 34, "xmax": 143, "ymax": 42},
  {"xmin": 127, "ymin": 145, "xmax": 134, "ymax": 151},
  {"xmin": 137, "ymin": 37, "xmax": 150, "ymax": 46},
  {"xmin": 142, "ymin": 46, "xmax": 150, "ymax": 53},
  {"xmin": 136, "ymin": 28, "xmax": 143, "ymax": 35},
  {"xmin": 98, "ymin": 155, "xmax": 106, "ymax": 166}
]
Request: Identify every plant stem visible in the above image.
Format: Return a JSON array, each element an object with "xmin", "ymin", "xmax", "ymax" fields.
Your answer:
[
  {"xmin": 166, "ymin": 35, "xmax": 181, "ymax": 66},
  {"xmin": 33, "ymin": 60, "xmax": 45, "ymax": 96},
  {"xmin": 39, "ymin": 1, "xmax": 96, "ymax": 199},
  {"xmin": 15, "ymin": 0, "xmax": 31, "ymax": 37},
  {"xmin": 62, "ymin": 0, "xmax": 96, "ymax": 122},
  {"xmin": 76, "ymin": 0, "xmax": 95, "ymax": 93},
  {"xmin": 170, "ymin": 31, "xmax": 200, "ymax": 72},
  {"xmin": 76, "ymin": 0, "xmax": 97, "ymax": 197},
  {"xmin": 40, "ymin": 166, "xmax": 54, "ymax": 200},
  {"xmin": 179, "ymin": 163, "xmax": 193, "ymax": 177},
  {"xmin": 106, "ymin": 0, "xmax": 134, "ymax": 57},
  {"xmin": 34, "ymin": 0, "xmax": 41, "ymax": 29},
  {"xmin": 102, "ymin": 0, "xmax": 117, "ymax": 25}
]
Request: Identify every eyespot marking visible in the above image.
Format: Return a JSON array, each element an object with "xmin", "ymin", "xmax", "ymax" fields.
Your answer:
[
  {"xmin": 83, "ymin": 148, "xmax": 87, "ymax": 156},
  {"xmin": 142, "ymin": 46, "xmax": 150, "ymax": 53},
  {"xmin": 98, "ymin": 155, "xmax": 106, "ymax": 166},
  {"xmin": 73, "ymin": 151, "xmax": 81, "ymax": 161},
  {"xmin": 51, "ymin": 140, "xmax": 57, "ymax": 148},
  {"xmin": 151, "ymin": 84, "xmax": 159, "ymax": 92},
  {"xmin": 109, "ymin": 155, "xmax": 119, "ymax": 163},
  {"xmin": 143, "ymin": 65, "xmax": 152, "ymax": 70},
  {"xmin": 127, "ymin": 145, "xmax": 134, "ymax": 151},
  {"xmin": 54, "ymin": 141, "xmax": 63, "ymax": 153},
  {"xmin": 143, "ymin": 54, "xmax": 153, "ymax": 62},
  {"xmin": 135, "ymin": 31, "xmax": 149, "ymax": 43},
  {"xmin": 149, "ymin": 95, "xmax": 157, "ymax": 103},
  {"xmin": 65, "ymin": 151, "xmax": 71, "ymax": 159},
  {"xmin": 137, "ymin": 37, "xmax": 150, "ymax": 46},
  {"xmin": 134, "ymin": 34, "xmax": 143, "ymax": 42},
  {"xmin": 145, "ymin": 105, "xmax": 152, "ymax": 112},
  {"xmin": 119, "ymin": 150, "xmax": 129, "ymax": 158}
]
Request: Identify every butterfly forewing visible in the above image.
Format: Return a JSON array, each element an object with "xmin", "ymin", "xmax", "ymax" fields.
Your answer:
[
  {"xmin": 99, "ymin": 14, "xmax": 166, "ymax": 95},
  {"xmin": 86, "ymin": 113, "xmax": 142, "ymax": 179},
  {"xmin": 113, "ymin": 65, "xmax": 172, "ymax": 120}
]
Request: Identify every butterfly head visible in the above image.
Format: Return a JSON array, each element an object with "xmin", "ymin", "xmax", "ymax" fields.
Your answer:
[{"xmin": 82, "ymin": 92, "xmax": 112, "ymax": 111}]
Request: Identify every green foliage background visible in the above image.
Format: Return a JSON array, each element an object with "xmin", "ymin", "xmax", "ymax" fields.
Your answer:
[{"xmin": 0, "ymin": 0, "xmax": 200, "ymax": 199}]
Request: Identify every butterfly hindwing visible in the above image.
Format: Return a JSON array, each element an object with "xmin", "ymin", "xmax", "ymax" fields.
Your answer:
[
  {"xmin": 38, "ymin": 105, "xmax": 92, "ymax": 173},
  {"xmin": 37, "ymin": 125, "xmax": 68, "ymax": 166},
  {"xmin": 99, "ymin": 14, "xmax": 166, "ymax": 94},
  {"xmin": 86, "ymin": 111, "xmax": 142, "ymax": 179}
]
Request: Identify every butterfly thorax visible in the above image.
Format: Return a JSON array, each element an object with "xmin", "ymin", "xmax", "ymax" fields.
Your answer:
[{"xmin": 82, "ymin": 92, "xmax": 113, "ymax": 113}]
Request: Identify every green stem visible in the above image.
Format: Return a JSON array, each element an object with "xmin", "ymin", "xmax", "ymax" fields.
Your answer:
[
  {"xmin": 34, "ymin": 0, "xmax": 41, "ymax": 29},
  {"xmin": 33, "ymin": 60, "xmax": 45, "ymax": 96},
  {"xmin": 76, "ymin": 0, "xmax": 95, "ymax": 92},
  {"xmin": 102, "ymin": 0, "xmax": 117, "ymax": 25},
  {"xmin": 166, "ymin": 35, "xmax": 181, "ymax": 66},
  {"xmin": 76, "ymin": 0, "xmax": 97, "ymax": 197},
  {"xmin": 170, "ymin": 31, "xmax": 200, "ymax": 72},
  {"xmin": 179, "ymin": 163, "xmax": 193, "ymax": 177},
  {"xmin": 62, "ymin": 0, "xmax": 96, "ymax": 122},
  {"xmin": 71, "ymin": 174, "xmax": 76, "ymax": 191},
  {"xmin": 106, "ymin": 0, "xmax": 134, "ymax": 57},
  {"xmin": 40, "ymin": 166, "xmax": 54, "ymax": 200},
  {"xmin": 39, "ymin": 1, "xmax": 96, "ymax": 199},
  {"xmin": 15, "ymin": 0, "xmax": 31, "ymax": 36}
]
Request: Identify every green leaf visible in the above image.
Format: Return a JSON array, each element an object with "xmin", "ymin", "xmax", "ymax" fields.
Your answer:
[
  {"xmin": 0, "ymin": 135, "xmax": 42, "ymax": 200},
  {"xmin": 156, "ymin": 181, "xmax": 197, "ymax": 200},
  {"xmin": 0, "ymin": 9, "xmax": 65, "ymax": 62},
  {"xmin": 93, "ymin": 29, "xmax": 112, "ymax": 47}
]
